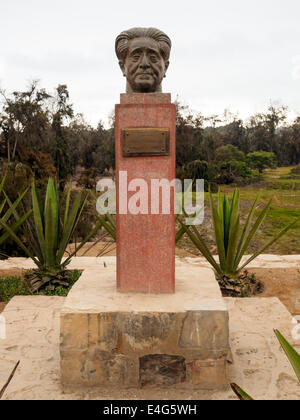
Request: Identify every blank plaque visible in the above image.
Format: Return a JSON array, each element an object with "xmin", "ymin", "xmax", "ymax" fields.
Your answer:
[{"xmin": 122, "ymin": 128, "xmax": 170, "ymax": 157}]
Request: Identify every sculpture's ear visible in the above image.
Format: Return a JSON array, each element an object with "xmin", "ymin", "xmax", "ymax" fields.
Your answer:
[
  {"xmin": 119, "ymin": 60, "xmax": 126, "ymax": 76},
  {"xmin": 164, "ymin": 60, "xmax": 170, "ymax": 76}
]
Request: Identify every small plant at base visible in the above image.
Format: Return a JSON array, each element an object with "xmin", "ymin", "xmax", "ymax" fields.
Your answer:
[{"xmin": 178, "ymin": 188, "xmax": 300, "ymax": 296}]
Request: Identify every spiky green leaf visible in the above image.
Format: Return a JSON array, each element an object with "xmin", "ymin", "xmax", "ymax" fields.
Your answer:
[
  {"xmin": 230, "ymin": 383, "xmax": 254, "ymax": 400},
  {"xmin": 209, "ymin": 191, "xmax": 226, "ymax": 270},
  {"xmin": 274, "ymin": 330, "xmax": 300, "ymax": 383}
]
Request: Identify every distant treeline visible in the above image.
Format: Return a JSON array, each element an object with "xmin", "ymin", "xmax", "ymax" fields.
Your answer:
[{"xmin": 0, "ymin": 82, "xmax": 299, "ymax": 189}]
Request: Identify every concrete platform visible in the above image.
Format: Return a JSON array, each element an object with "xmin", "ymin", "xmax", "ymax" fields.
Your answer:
[
  {"xmin": 60, "ymin": 262, "xmax": 229, "ymax": 389},
  {"xmin": 0, "ymin": 294, "xmax": 299, "ymax": 399}
]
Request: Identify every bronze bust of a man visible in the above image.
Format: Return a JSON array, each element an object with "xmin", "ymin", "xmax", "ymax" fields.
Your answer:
[{"xmin": 115, "ymin": 27, "xmax": 171, "ymax": 93}]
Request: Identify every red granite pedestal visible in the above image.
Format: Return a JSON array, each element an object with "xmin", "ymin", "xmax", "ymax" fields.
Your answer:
[
  {"xmin": 115, "ymin": 93, "xmax": 176, "ymax": 293},
  {"xmin": 60, "ymin": 93, "xmax": 230, "ymax": 391}
]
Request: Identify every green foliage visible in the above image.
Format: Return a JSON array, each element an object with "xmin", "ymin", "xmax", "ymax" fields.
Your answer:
[
  {"xmin": 0, "ymin": 176, "xmax": 32, "ymax": 256},
  {"xmin": 1, "ymin": 85, "xmax": 298, "ymax": 186},
  {"xmin": 284, "ymin": 165, "xmax": 300, "ymax": 180},
  {"xmin": 230, "ymin": 383, "xmax": 254, "ymax": 400},
  {"xmin": 69, "ymin": 120, "xmax": 115, "ymax": 176},
  {"xmin": 274, "ymin": 330, "xmax": 300, "ymax": 382},
  {"xmin": 52, "ymin": 85, "xmax": 74, "ymax": 188},
  {"xmin": 0, "ymin": 276, "xmax": 31, "ymax": 301},
  {"xmin": 43, "ymin": 270, "xmax": 82, "ymax": 296},
  {"xmin": 247, "ymin": 151, "xmax": 277, "ymax": 173},
  {"xmin": 0, "ymin": 81, "xmax": 51, "ymax": 163},
  {"xmin": 216, "ymin": 145, "xmax": 245, "ymax": 162},
  {"xmin": 0, "ymin": 162, "xmax": 32, "ymax": 199},
  {"xmin": 217, "ymin": 160, "xmax": 256, "ymax": 185},
  {"xmin": 186, "ymin": 160, "xmax": 210, "ymax": 180},
  {"xmin": 0, "ymin": 178, "xmax": 103, "ymax": 291},
  {"xmin": 178, "ymin": 189, "xmax": 300, "ymax": 280},
  {"xmin": 0, "ymin": 165, "xmax": 35, "ymax": 258},
  {"xmin": 0, "ymin": 270, "xmax": 82, "ymax": 301},
  {"xmin": 177, "ymin": 161, "xmax": 218, "ymax": 192}
]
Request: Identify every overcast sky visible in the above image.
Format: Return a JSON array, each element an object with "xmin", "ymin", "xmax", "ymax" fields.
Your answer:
[{"xmin": 0, "ymin": 0, "xmax": 300, "ymax": 127}]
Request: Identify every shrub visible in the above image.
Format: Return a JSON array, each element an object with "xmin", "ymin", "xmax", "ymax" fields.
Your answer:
[
  {"xmin": 215, "ymin": 145, "xmax": 245, "ymax": 162},
  {"xmin": 247, "ymin": 151, "xmax": 277, "ymax": 173}
]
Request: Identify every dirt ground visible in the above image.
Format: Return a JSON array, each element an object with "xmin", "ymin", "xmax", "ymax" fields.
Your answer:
[
  {"xmin": 0, "ymin": 302, "xmax": 7, "ymax": 312},
  {"xmin": 248, "ymin": 267, "xmax": 300, "ymax": 315}
]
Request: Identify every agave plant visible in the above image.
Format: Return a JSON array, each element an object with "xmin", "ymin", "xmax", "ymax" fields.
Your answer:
[
  {"xmin": 0, "ymin": 178, "xmax": 103, "ymax": 291},
  {"xmin": 178, "ymin": 189, "xmax": 300, "ymax": 295},
  {"xmin": 0, "ymin": 176, "xmax": 32, "ymax": 256},
  {"xmin": 231, "ymin": 329, "xmax": 300, "ymax": 400}
]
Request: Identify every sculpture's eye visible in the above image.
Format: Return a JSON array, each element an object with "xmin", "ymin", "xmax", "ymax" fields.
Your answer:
[
  {"xmin": 150, "ymin": 55, "xmax": 159, "ymax": 63},
  {"xmin": 131, "ymin": 54, "xmax": 141, "ymax": 62}
]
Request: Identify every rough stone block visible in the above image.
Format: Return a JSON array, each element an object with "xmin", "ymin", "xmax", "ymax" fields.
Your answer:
[
  {"xmin": 60, "ymin": 265, "xmax": 230, "ymax": 389},
  {"xmin": 179, "ymin": 310, "xmax": 229, "ymax": 358},
  {"xmin": 60, "ymin": 313, "xmax": 88, "ymax": 350},
  {"xmin": 187, "ymin": 357, "xmax": 228, "ymax": 390}
]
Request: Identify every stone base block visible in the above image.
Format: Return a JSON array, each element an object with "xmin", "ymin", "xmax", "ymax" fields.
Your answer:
[{"xmin": 60, "ymin": 263, "xmax": 229, "ymax": 390}]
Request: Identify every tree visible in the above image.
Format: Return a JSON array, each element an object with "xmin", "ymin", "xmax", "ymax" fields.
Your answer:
[
  {"xmin": 175, "ymin": 100, "xmax": 204, "ymax": 167},
  {"xmin": 215, "ymin": 144, "xmax": 245, "ymax": 162},
  {"xmin": 247, "ymin": 151, "xmax": 277, "ymax": 173},
  {"xmin": 51, "ymin": 85, "xmax": 74, "ymax": 188},
  {"xmin": 0, "ymin": 81, "xmax": 51, "ymax": 163}
]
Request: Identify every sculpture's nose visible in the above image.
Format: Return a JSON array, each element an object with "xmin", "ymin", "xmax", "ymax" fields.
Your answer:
[{"xmin": 139, "ymin": 53, "xmax": 150, "ymax": 69}]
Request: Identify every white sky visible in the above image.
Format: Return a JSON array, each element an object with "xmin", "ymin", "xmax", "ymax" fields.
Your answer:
[{"xmin": 0, "ymin": 0, "xmax": 300, "ymax": 127}]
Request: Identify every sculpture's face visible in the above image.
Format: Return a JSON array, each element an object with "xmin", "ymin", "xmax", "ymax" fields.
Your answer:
[{"xmin": 120, "ymin": 37, "xmax": 169, "ymax": 93}]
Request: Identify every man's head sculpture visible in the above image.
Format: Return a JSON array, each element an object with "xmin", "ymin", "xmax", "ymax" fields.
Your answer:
[{"xmin": 115, "ymin": 27, "xmax": 171, "ymax": 93}]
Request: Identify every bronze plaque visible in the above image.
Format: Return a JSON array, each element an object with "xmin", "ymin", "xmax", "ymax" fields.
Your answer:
[{"xmin": 122, "ymin": 128, "xmax": 170, "ymax": 157}]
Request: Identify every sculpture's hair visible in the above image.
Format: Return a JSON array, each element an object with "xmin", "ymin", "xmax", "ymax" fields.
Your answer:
[{"xmin": 115, "ymin": 27, "xmax": 171, "ymax": 62}]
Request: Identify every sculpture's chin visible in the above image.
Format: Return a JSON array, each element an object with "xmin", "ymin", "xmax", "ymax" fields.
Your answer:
[
  {"xmin": 136, "ymin": 85, "xmax": 156, "ymax": 93},
  {"xmin": 127, "ymin": 81, "xmax": 162, "ymax": 94},
  {"xmin": 133, "ymin": 81, "xmax": 155, "ymax": 93}
]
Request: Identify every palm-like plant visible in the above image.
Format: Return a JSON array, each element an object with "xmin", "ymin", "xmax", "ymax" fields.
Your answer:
[
  {"xmin": 0, "ymin": 178, "xmax": 103, "ymax": 291},
  {"xmin": 178, "ymin": 189, "xmax": 300, "ymax": 295}
]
